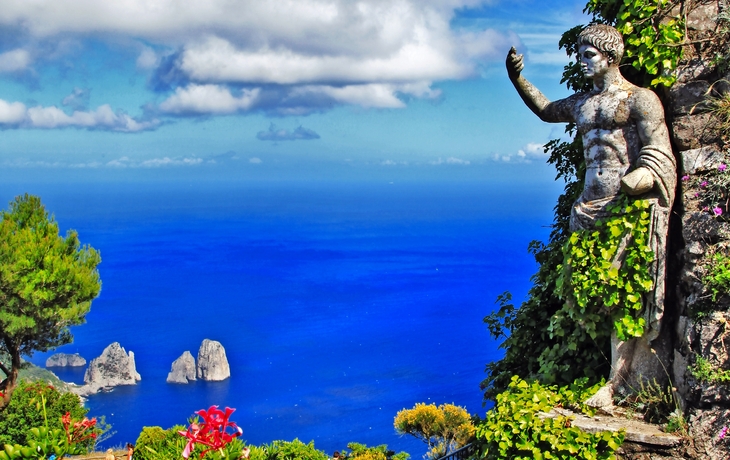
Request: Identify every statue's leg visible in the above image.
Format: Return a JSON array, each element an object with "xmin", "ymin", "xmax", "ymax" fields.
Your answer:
[
  {"xmin": 610, "ymin": 331, "xmax": 638, "ymax": 397},
  {"xmin": 586, "ymin": 331, "xmax": 637, "ymax": 410}
]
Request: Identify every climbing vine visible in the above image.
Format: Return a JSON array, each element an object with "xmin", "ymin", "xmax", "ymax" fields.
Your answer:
[{"xmin": 557, "ymin": 195, "xmax": 654, "ymax": 341}]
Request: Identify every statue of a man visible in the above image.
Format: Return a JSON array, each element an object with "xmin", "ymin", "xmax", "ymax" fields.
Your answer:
[{"xmin": 506, "ymin": 24, "xmax": 676, "ymax": 400}]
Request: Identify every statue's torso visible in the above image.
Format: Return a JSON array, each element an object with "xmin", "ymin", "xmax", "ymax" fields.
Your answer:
[{"xmin": 570, "ymin": 86, "xmax": 641, "ymax": 201}]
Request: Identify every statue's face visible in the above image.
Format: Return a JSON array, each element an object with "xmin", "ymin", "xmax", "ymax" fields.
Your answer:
[{"xmin": 578, "ymin": 44, "xmax": 611, "ymax": 79}]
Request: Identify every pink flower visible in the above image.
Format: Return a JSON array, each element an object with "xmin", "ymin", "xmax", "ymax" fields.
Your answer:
[
  {"xmin": 714, "ymin": 207, "xmax": 723, "ymax": 216},
  {"xmin": 719, "ymin": 425, "xmax": 728, "ymax": 440},
  {"xmin": 694, "ymin": 192, "xmax": 700, "ymax": 198},
  {"xmin": 701, "ymin": 181, "xmax": 708, "ymax": 187},
  {"xmin": 682, "ymin": 175, "xmax": 690, "ymax": 181},
  {"xmin": 720, "ymin": 163, "xmax": 727, "ymax": 172},
  {"xmin": 703, "ymin": 206, "xmax": 710, "ymax": 211}
]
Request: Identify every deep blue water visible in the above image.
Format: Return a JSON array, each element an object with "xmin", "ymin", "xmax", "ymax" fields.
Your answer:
[{"xmin": 17, "ymin": 178, "xmax": 557, "ymax": 457}]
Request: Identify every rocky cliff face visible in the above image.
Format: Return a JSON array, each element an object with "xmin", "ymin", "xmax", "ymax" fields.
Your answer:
[
  {"xmin": 196, "ymin": 339, "xmax": 230, "ymax": 381},
  {"xmin": 167, "ymin": 350, "xmax": 197, "ymax": 384},
  {"xmin": 72, "ymin": 342, "xmax": 141, "ymax": 397},
  {"xmin": 652, "ymin": 1, "xmax": 730, "ymax": 458},
  {"xmin": 46, "ymin": 353, "xmax": 86, "ymax": 367}
]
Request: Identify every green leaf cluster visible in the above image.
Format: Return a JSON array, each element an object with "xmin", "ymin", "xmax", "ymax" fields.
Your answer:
[
  {"xmin": 0, "ymin": 424, "xmax": 89, "ymax": 460},
  {"xmin": 0, "ymin": 380, "xmax": 87, "ymax": 448},
  {"xmin": 701, "ymin": 245, "xmax": 730, "ymax": 306},
  {"xmin": 475, "ymin": 376, "xmax": 624, "ymax": 460},
  {"xmin": 585, "ymin": 0, "xmax": 684, "ymax": 88},
  {"xmin": 557, "ymin": 196, "xmax": 654, "ymax": 341},
  {"xmin": 689, "ymin": 355, "xmax": 730, "ymax": 385}
]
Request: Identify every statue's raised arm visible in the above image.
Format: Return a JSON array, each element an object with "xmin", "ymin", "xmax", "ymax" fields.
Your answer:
[{"xmin": 506, "ymin": 47, "xmax": 573, "ymax": 123}]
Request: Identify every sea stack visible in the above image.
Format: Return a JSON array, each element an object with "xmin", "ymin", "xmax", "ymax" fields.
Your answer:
[
  {"xmin": 167, "ymin": 351, "xmax": 197, "ymax": 384},
  {"xmin": 46, "ymin": 353, "xmax": 86, "ymax": 367},
  {"xmin": 196, "ymin": 339, "xmax": 230, "ymax": 381},
  {"xmin": 72, "ymin": 342, "xmax": 141, "ymax": 397}
]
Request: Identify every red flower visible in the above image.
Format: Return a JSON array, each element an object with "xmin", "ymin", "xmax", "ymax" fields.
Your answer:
[
  {"xmin": 62, "ymin": 411, "xmax": 97, "ymax": 445},
  {"xmin": 178, "ymin": 406, "xmax": 243, "ymax": 459}
]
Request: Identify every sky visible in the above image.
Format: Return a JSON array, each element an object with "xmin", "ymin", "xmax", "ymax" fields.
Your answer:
[{"xmin": 0, "ymin": 0, "xmax": 591, "ymax": 185}]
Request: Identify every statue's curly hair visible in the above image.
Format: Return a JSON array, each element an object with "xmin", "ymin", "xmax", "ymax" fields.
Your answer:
[{"xmin": 577, "ymin": 24, "xmax": 624, "ymax": 65}]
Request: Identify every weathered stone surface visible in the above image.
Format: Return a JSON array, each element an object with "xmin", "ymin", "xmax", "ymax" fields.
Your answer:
[
  {"xmin": 72, "ymin": 342, "xmax": 141, "ymax": 397},
  {"xmin": 542, "ymin": 408, "xmax": 682, "ymax": 447},
  {"xmin": 196, "ymin": 339, "xmax": 230, "ymax": 381},
  {"xmin": 681, "ymin": 146, "xmax": 725, "ymax": 174},
  {"xmin": 671, "ymin": 112, "xmax": 719, "ymax": 150},
  {"xmin": 668, "ymin": 81, "xmax": 710, "ymax": 116},
  {"xmin": 46, "ymin": 353, "xmax": 86, "ymax": 367},
  {"xmin": 167, "ymin": 350, "xmax": 197, "ymax": 384}
]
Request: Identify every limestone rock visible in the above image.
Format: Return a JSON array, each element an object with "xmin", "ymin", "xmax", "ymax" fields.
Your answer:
[
  {"xmin": 46, "ymin": 353, "xmax": 86, "ymax": 367},
  {"xmin": 196, "ymin": 339, "xmax": 230, "ymax": 381},
  {"xmin": 72, "ymin": 342, "xmax": 141, "ymax": 397},
  {"xmin": 167, "ymin": 351, "xmax": 197, "ymax": 384}
]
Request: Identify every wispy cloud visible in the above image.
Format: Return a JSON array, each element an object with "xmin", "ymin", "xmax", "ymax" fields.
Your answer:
[
  {"xmin": 430, "ymin": 157, "xmax": 471, "ymax": 165},
  {"xmin": 256, "ymin": 123, "xmax": 320, "ymax": 141}
]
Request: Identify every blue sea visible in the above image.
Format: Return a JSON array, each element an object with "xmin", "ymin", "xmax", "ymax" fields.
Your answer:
[{"xmin": 13, "ymin": 175, "xmax": 558, "ymax": 457}]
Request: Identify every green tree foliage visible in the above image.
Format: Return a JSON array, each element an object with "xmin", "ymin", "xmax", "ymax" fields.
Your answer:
[
  {"xmin": 394, "ymin": 403, "xmax": 475, "ymax": 459},
  {"xmin": 0, "ymin": 380, "xmax": 88, "ymax": 447},
  {"xmin": 481, "ymin": 0, "xmax": 684, "ymax": 400},
  {"xmin": 0, "ymin": 194, "xmax": 101, "ymax": 410}
]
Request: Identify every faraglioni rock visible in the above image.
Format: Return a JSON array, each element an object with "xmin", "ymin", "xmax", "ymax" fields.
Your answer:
[
  {"xmin": 71, "ymin": 342, "xmax": 141, "ymax": 397},
  {"xmin": 46, "ymin": 353, "xmax": 86, "ymax": 367},
  {"xmin": 166, "ymin": 350, "xmax": 197, "ymax": 384},
  {"xmin": 196, "ymin": 339, "xmax": 230, "ymax": 381}
]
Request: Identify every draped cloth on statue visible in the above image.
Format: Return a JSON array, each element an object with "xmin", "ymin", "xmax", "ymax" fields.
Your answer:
[{"xmin": 569, "ymin": 145, "xmax": 676, "ymax": 342}]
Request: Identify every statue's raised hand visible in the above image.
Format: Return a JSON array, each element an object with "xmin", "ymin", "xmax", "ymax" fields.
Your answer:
[{"xmin": 506, "ymin": 47, "xmax": 524, "ymax": 81}]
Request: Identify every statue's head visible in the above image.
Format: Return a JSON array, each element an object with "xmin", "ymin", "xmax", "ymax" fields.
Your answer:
[{"xmin": 577, "ymin": 24, "xmax": 624, "ymax": 66}]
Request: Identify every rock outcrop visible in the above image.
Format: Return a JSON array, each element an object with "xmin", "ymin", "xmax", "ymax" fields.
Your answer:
[
  {"xmin": 166, "ymin": 350, "xmax": 197, "ymax": 384},
  {"xmin": 72, "ymin": 342, "xmax": 141, "ymax": 397},
  {"xmin": 196, "ymin": 339, "xmax": 230, "ymax": 381},
  {"xmin": 46, "ymin": 353, "xmax": 86, "ymax": 367}
]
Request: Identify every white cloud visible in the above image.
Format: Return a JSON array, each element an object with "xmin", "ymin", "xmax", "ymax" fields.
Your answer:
[
  {"xmin": 249, "ymin": 157, "xmax": 262, "ymax": 164},
  {"xmin": 497, "ymin": 142, "xmax": 548, "ymax": 163},
  {"xmin": 0, "ymin": 0, "xmax": 522, "ymax": 116},
  {"xmin": 139, "ymin": 157, "xmax": 203, "ymax": 167},
  {"xmin": 430, "ymin": 157, "xmax": 470, "ymax": 165},
  {"xmin": 0, "ymin": 99, "xmax": 159, "ymax": 132},
  {"xmin": 0, "ymin": 49, "xmax": 31, "ymax": 73},
  {"xmin": 158, "ymin": 84, "xmax": 260, "ymax": 115}
]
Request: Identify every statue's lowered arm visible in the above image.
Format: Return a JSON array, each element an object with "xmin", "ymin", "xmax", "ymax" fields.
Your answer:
[{"xmin": 621, "ymin": 90, "xmax": 677, "ymax": 205}]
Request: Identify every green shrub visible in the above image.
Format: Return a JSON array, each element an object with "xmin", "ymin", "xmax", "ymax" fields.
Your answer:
[
  {"xmin": 342, "ymin": 442, "xmax": 409, "ymax": 460},
  {"xmin": 134, "ymin": 425, "xmax": 188, "ymax": 460},
  {"xmin": 254, "ymin": 439, "xmax": 329, "ymax": 460},
  {"xmin": 475, "ymin": 377, "xmax": 624, "ymax": 460},
  {"xmin": 0, "ymin": 380, "xmax": 88, "ymax": 448}
]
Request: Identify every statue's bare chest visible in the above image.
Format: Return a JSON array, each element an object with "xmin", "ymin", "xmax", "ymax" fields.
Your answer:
[{"xmin": 574, "ymin": 89, "xmax": 633, "ymax": 133}]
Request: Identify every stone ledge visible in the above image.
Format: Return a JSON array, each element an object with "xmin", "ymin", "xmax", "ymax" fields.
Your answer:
[{"xmin": 540, "ymin": 408, "xmax": 683, "ymax": 448}]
